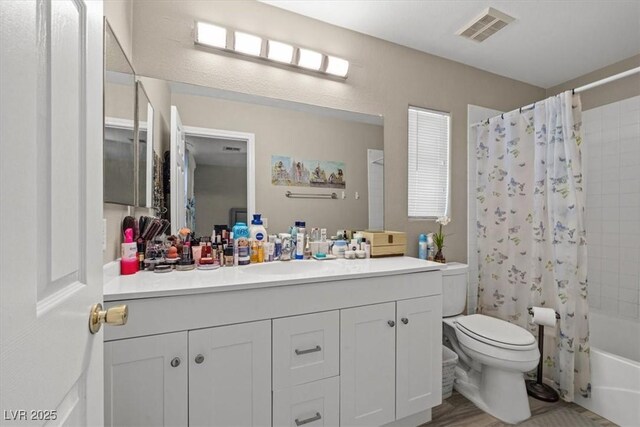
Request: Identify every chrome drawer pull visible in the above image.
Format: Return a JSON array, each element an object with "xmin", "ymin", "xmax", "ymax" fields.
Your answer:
[
  {"xmin": 295, "ymin": 345, "xmax": 321, "ymax": 356},
  {"xmin": 295, "ymin": 412, "xmax": 322, "ymax": 426}
]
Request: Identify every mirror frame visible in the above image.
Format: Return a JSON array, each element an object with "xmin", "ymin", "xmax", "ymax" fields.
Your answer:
[{"xmin": 135, "ymin": 80, "xmax": 154, "ymax": 208}]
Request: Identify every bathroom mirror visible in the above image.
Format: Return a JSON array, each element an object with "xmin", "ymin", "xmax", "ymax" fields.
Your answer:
[
  {"xmin": 136, "ymin": 81, "xmax": 154, "ymax": 208},
  {"xmin": 137, "ymin": 76, "xmax": 384, "ymax": 236},
  {"xmin": 103, "ymin": 21, "xmax": 136, "ymax": 206}
]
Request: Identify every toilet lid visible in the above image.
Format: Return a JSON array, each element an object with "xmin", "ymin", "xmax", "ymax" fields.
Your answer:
[{"xmin": 455, "ymin": 314, "xmax": 536, "ymax": 348}]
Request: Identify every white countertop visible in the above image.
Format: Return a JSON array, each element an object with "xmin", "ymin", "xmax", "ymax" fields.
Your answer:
[{"xmin": 104, "ymin": 257, "xmax": 444, "ymax": 301}]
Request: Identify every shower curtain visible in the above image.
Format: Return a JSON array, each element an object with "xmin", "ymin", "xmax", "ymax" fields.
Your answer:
[{"xmin": 475, "ymin": 91, "xmax": 590, "ymax": 401}]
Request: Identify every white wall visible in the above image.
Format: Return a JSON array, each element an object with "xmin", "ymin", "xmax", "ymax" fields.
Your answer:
[{"xmin": 582, "ymin": 95, "xmax": 640, "ymax": 322}]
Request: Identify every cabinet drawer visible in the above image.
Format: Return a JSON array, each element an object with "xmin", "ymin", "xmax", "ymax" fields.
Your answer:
[
  {"xmin": 273, "ymin": 310, "xmax": 339, "ymax": 390},
  {"xmin": 273, "ymin": 377, "xmax": 339, "ymax": 427}
]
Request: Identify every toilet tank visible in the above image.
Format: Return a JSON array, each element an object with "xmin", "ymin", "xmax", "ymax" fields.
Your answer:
[{"xmin": 442, "ymin": 262, "xmax": 469, "ymax": 317}]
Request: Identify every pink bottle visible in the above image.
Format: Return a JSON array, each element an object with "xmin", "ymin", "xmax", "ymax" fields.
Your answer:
[{"xmin": 120, "ymin": 228, "xmax": 139, "ymax": 275}]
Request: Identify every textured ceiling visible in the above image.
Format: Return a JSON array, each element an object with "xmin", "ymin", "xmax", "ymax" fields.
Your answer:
[{"xmin": 262, "ymin": 0, "xmax": 640, "ymax": 87}]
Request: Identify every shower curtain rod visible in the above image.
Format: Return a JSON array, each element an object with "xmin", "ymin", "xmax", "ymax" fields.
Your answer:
[{"xmin": 470, "ymin": 66, "xmax": 640, "ymax": 128}]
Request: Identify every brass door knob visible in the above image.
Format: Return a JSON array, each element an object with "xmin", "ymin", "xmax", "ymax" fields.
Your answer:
[{"xmin": 89, "ymin": 303, "xmax": 128, "ymax": 334}]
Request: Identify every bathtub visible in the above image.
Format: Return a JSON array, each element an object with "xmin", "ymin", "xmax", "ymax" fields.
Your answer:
[{"xmin": 574, "ymin": 312, "xmax": 640, "ymax": 427}]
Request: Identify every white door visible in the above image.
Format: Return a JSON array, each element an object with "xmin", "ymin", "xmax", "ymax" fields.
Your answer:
[
  {"xmin": 189, "ymin": 320, "xmax": 271, "ymax": 427},
  {"xmin": 104, "ymin": 332, "xmax": 188, "ymax": 426},
  {"xmin": 0, "ymin": 0, "xmax": 105, "ymax": 425},
  {"xmin": 170, "ymin": 106, "xmax": 186, "ymax": 235},
  {"xmin": 340, "ymin": 303, "xmax": 396, "ymax": 427},
  {"xmin": 396, "ymin": 296, "xmax": 442, "ymax": 419}
]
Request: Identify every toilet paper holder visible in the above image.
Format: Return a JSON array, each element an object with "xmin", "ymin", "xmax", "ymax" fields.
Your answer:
[
  {"xmin": 526, "ymin": 307, "xmax": 560, "ymax": 402},
  {"xmin": 526, "ymin": 307, "xmax": 560, "ymax": 320}
]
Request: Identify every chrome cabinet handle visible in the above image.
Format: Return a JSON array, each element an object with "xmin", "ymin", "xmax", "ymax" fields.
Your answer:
[
  {"xmin": 295, "ymin": 345, "xmax": 322, "ymax": 356},
  {"xmin": 388, "ymin": 320, "xmax": 395, "ymax": 327},
  {"xmin": 170, "ymin": 357, "xmax": 181, "ymax": 368},
  {"xmin": 401, "ymin": 317, "xmax": 409, "ymax": 325},
  {"xmin": 295, "ymin": 412, "xmax": 322, "ymax": 426},
  {"xmin": 195, "ymin": 354, "xmax": 205, "ymax": 364}
]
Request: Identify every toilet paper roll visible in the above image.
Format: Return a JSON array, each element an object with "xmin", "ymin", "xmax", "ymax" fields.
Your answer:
[{"xmin": 531, "ymin": 306, "xmax": 557, "ymax": 327}]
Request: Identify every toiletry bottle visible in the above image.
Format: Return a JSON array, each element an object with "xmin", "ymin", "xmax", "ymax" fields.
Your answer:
[
  {"xmin": 418, "ymin": 234, "xmax": 428, "ymax": 260},
  {"xmin": 137, "ymin": 237, "xmax": 145, "ymax": 271},
  {"xmin": 304, "ymin": 236, "xmax": 312, "ymax": 259},
  {"xmin": 232, "ymin": 222, "xmax": 251, "ymax": 265},
  {"xmin": 290, "ymin": 221, "xmax": 299, "ymax": 253},
  {"xmin": 274, "ymin": 237, "xmax": 282, "ymax": 260},
  {"xmin": 258, "ymin": 241, "xmax": 265, "ymax": 263},
  {"xmin": 120, "ymin": 228, "xmax": 138, "ymax": 275},
  {"xmin": 296, "ymin": 225, "xmax": 306, "ymax": 260},
  {"xmin": 224, "ymin": 246, "xmax": 234, "ymax": 266},
  {"xmin": 332, "ymin": 240, "xmax": 347, "ymax": 258},
  {"xmin": 250, "ymin": 214, "xmax": 267, "ymax": 243},
  {"xmin": 266, "ymin": 241, "xmax": 274, "ymax": 262},
  {"xmin": 427, "ymin": 233, "xmax": 435, "ymax": 261},
  {"xmin": 250, "ymin": 240, "xmax": 259, "ymax": 263},
  {"xmin": 281, "ymin": 236, "xmax": 292, "ymax": 261},
  {"xmin": 320, "ymin": 228, "xmax": 327, "ymax": 242}
]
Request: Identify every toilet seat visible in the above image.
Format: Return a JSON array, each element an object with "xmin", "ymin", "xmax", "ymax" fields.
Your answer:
[{"xmin": 455, "ymin": 314, "xmax": 537, "ymax": 351}]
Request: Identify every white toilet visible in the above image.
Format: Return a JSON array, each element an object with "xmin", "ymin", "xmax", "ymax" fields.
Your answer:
[{"xmin": 442, "ymin": 263, "xmax": 539, "ymax": 424}]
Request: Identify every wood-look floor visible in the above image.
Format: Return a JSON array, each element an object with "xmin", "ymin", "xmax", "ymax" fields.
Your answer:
[{"xmin": 424, "ymin": 391, "xmax": 617, "ymax": 427}]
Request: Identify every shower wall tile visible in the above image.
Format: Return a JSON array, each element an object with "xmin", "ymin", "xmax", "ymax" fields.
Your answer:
[{"xmin": 584, "ymin": 95, "xmax": 640, "ymax": 322}]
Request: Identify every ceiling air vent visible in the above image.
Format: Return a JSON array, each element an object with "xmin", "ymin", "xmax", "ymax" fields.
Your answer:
[{"xmin": 457, "ymin": 7, "xmax": 514, "ymax": 42}]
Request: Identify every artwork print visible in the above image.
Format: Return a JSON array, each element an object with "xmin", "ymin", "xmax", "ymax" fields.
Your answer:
[{"xmin": 271, "ymin": 155, "xmax": 346, "ymax": 189}]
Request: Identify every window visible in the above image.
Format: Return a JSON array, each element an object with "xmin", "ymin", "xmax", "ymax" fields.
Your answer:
[{"xmin": 408, "ymin": 106, "xmax": 450, "ymax": 218}]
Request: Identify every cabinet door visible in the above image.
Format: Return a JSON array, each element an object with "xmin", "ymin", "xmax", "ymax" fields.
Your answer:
[
  {"xmin": 189, "ymin": 320, "xmax": 271, "ymax": 427},
  {"xmin": 396, "ymin": 296, "xmax": 442, "ymax": 419},
  {"xmin": 104, "ymin": 332, "xmax": 188, "ymax": 427},
  {"xmin": 273, "ymin": 377, "xmax": 339, "ymax": 427},
  {"xmin": 340, "ymin": 302, "xmax": 396, "ymax": 426}
]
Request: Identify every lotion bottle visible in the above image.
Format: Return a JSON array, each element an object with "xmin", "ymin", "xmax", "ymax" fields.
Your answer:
[
  {"xmin": 120, "ymin": 228, "xmax": 138, "ymax": 275},
  {"xmin": 296, "ymin": 226, "xmax": 306, "ymax": 260},
  {"xmin": 250, "ymin": 214, "xmax": 267, "ymax": 243}
]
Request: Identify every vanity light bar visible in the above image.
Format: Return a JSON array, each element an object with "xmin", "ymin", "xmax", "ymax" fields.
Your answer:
[
  {"xmin": 267, "ymin": 40, "xmax": 294, "ymax": 64},
  {"xmin": 195, "ymin": 22, "xmax": 227, "ymax": 49},
  {"xmin": 194, "ymin": 21, "xmax": 349, "ymax": 78},
  {"xmin": 234, "ymin": 31, "xmax": 262, "ymax": 56}
]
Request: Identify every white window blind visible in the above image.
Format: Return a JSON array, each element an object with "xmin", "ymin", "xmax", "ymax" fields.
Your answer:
[{"xmin": 408, "ymin": 106, "xmax": 450, "ymax": 218}]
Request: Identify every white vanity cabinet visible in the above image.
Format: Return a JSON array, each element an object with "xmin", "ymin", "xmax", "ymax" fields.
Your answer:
[
  {"xmin": 104, "ymin": 332, "xmax": 188, "ymax": 427},
  {"xmin": 341, "ymin": 302, "xmax": 397, "ymax": 426},
  {"xmin": 189, "ymin": 320, "xmax": 272, "ymax": 427},
  {"xmin": 395, "ymin": 297, "xmax": 442, "ymax": 419},
  {"xmin": 103, "ymin": 258, "xmax": 444, "ymax": 427},
  {"xmin": 339, "ymin": 297, "xmax": 442, "ymax": 426}
]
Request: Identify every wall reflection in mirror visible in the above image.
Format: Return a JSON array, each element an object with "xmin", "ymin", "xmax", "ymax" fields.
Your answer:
[
  {"xmin": 136, "ymin": 76, "xmax": 385, "ymax": 236},
  {"xmin": 104, "ymin": 21, "xmax": 136, "ymax": 206}
]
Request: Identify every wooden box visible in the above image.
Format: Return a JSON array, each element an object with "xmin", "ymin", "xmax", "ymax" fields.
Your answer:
[{"xmin": 361, "ymin": 231, "xmax": 406, "ymax": 258}]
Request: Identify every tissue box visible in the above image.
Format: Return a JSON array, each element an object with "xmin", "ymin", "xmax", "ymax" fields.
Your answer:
[{"xmin": 361, "ymin": 231, "xmax": 406, "ymax": 257}]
